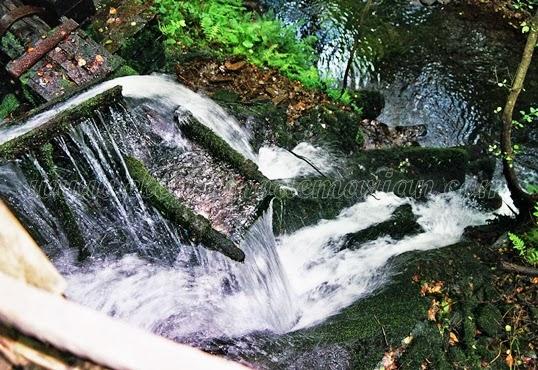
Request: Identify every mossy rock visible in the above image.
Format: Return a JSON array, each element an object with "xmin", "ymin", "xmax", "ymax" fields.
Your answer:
[
  {"xmin": 476, "ymin": 303, "xmax": 503, "ymax": 337},
  {"xmin": 350, "ymin": 90, "xmax": 385, "ymax": 120},
  {"xmin": 340, "ymin": 204, "xmax": 423, "ymax": 249},
  {"xmin": 297, "ymin": 105, "xmax": 363, "ymax": 154},
  {"xmin": 352, "ymin": 147, "xmax": 469, "ymax": 197}
]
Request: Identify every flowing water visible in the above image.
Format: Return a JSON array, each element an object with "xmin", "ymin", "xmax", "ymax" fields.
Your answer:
[
  {"xmin": 1, "ymin": 1, "xmax": 536, "ymax": 368},
  {"xmin": 0, "ymin": 75, "xmax": 491, "ymax": 367}
]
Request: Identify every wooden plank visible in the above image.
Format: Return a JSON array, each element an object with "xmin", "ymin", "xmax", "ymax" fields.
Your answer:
[
  {"xmin": 6, "ymin": 18, "xmax": 78, "ymax": 77},
  {"xmin": 0, "ymin": 201, "xmax": 66, "ymax": 295},
  {"xmin": 0, "ymin": 273, "xmax": 250, "ymax": 370}
]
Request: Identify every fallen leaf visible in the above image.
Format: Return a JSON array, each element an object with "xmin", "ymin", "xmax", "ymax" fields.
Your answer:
[
  {"xmin": 95, "ymin": 55, "xmax": 105, "ymax": 64},
  {"xmin": 531, "ymin": 277, "xmax": 538, "ymax": 284},
  {"xmin": 77, "ymin": 58, "xmax": 87, "ymax": 67},
  {"xmin": 109, "ymin": 7, "xmax": 117, "ymax": 15},
  {"xmin": 224, "ymin": 60, "xmax": 246, "ymax": 71},
  {"xmin": 27, "ymin": 47, "xmax": 35, "ymax": 53},
  {"xmin": 427, "ymin": 299, "xmax": 440, "ymax": 321},
  {"xmin": 420, "ymin": 281, "xmax": 444, "ymax": 296},
  {"xmin": 449, "ymin": 332, "xmax": 459, "ymax": 346},
  {"xmin": 381, "ymin": 350, "xmax": 398, "ymax": 370},
  {"xmin": 505, "ymin": 353, "xmax": 514, "ymax": 368}
]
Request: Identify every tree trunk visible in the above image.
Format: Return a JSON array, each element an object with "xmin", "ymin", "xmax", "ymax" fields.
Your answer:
[{"xmin": 500, "ymin": 11, "xmax": 538, "ymax": 219}]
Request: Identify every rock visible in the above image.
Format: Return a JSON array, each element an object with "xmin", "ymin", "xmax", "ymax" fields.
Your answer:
[
  {"xmin": 350, "ymin": 90, "xmax": 385, "ymax": 120},
  {"xmin": 360, "ymin": 119, "xmax": 426, "ymax": 149},
  {"xmin": 339, "ymin": 204, "xmax": 424, "ymax": 250},
  {"xmin": 476, "ymin": 304, "xmax": 503, "ymax": 337}
]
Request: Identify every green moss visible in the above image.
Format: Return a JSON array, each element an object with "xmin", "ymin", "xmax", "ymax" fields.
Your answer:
[
  {"xmin": 111, "ymin": 65, "xmax": 139, "ymax": 78},
  {"xmin": 180, "ymin": 116, "xmax": 267, "ymax": 183},
  {"xmin": 476, "ymin": 304, "xmax": 503, "ymax": 337},
  {"xmin": 340, "ymin": 204, "xmax": 423, "ymax": 249},
  {"xmin": 352, "ymin": 147, "xmax": 470, "ymax": 197},
  {"xmin": 0, "ymin": 94, "xmax": 20, "ymax": 120},
  {"xmin": 297, "ymin": 105, "xmax": 363, "ymax": 154},
  {"xmin": 350, "ymin": 90, "xmax": 385, "ymax": 120},
  {"xmin": 38, "ymin": 143, "xmax": 88, "ymax": 261},
  {"xmin": 124, "ymin": 156, "xmax": 245, "ymax": 262},
  {"xmin": 0, "ymin": 86, "xmax": 124, "ymax": 160}
]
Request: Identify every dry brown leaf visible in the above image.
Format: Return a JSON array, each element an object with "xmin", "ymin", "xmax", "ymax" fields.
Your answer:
[
  {"xmin": 224, "ymin": 60, "xmax": 246, "ymax": 71},
  {"xmin": 505, "ymin": 353, "xmax": 514, "ymax": 368},
  {"xmin": 531, "ymin": 277, "xmax": 538, "ymax": 284},
  {"xmin": 381, "ymin": 351, "xmax": 398, "ymax": 370},
  {"xmin": 448, "ymin": 332, "xmax": 459, "ymax": 346},
  {"xmin": 427, "ymin": 299, "xmax": 440, "ymax": 321},
  {"xmin": 109, "ymin": 7, "xmax": 117, "ymax": 15},
  {"xmin": 420, "ymin": 281, "xmax": 444, "ymax": 296}
]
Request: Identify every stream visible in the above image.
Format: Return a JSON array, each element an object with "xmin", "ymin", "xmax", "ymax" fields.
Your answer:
[{"xmin": 0, "ymin": 1, "xmax": 537, "ymax": 369}]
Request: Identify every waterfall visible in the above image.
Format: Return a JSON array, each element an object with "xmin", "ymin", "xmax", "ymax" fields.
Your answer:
[{"xmin": 0, "ymin": 75, "xmax": 492, "ymax": 351}]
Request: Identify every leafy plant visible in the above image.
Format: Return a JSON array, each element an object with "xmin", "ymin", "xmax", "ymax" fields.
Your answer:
[
  {"xmin": 153, "ymin": 0, "xmax": 362, "ymax": 109},
  {"xmin": 508, "ymin": 228, "xmax": 538, "ymax": 266}
]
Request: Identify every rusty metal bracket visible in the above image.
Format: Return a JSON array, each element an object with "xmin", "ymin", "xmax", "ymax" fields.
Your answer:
[{"xmin": 0, "ymin": 5, "xmax": 46, "ymax": 38}]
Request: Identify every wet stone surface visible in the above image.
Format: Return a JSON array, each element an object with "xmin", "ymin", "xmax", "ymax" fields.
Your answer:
[{"xmin": 151, "ymin": 142, "xmax": 267, "ymax": 243}]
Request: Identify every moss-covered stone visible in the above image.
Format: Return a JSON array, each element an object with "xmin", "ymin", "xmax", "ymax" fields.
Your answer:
[
  {"xmin": 124, "ymin": 156, "xmax": 245, "ymax": 262},
  {"xmin": 297, "ymin": 105, "xmax": 363, "ymax": 154},
  {"xmin": 0, "ymin": 86, "xmax": 124, "ymax": 160},
  {"xmin": 350, "ymin": 90, "xmax": 385, "ymax": 120},
  {"xmin": 0, "ymin": 94, "xmax": 20, "ymax": 121},
  {"xmin": 340, "ymin": 204, "xmax": 423, "ymax": 250},
  {"xmin": 111, "ymin": 65, "xmax": 139, "ymax": 78},
  {"xmin": 352, "ymin": 147, "xmax": 470, "ymax": 197},
  {"xmin": 476, "ymin": 304, "xmax": 503, "ymax": 337}
]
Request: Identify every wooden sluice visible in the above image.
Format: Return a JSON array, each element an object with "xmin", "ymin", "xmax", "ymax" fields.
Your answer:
[{"xmin": 0, "ymin": 0, "xmax": 123, "ymax": 102}]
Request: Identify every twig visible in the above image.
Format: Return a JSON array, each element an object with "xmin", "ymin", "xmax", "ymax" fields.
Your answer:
[
  {"xmin": 374, "ymin": 314, "xmax": 389, "ymax": 347},
  {"xmin": 284, "ymin": 148, "xmax": 327, "ymax": 178},
  {"xmin": 500, "ymin": 261, "xmax": 538, "ymax": 276}
]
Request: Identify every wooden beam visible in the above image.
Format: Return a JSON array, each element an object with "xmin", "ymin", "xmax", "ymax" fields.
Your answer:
[
  {"xmin": 0, "ymin": 201, "xmax": 66, "ymax": 295},
  {"xmin": 0, "ymin": 272, "xmax": 250, "ymax": 370}
]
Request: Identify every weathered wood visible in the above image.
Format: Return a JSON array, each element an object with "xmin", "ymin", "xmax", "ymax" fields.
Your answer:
[
  {"xmin": 0, "ymin": 201, "xmax": 66, "ymax": 295},
  {"xmin": 0, "ymin": 5, "xmax": 45, "ymax": 38},
  {"xmin": 500, "ymin": 261, "xmax": 538, "ymax": 276},
  {"xmin": 89, "ymin": 0, "xmax": 157, "ymax": 53},
  {"xmin": 6, "ymin": 17, "xmax": 78, "ymax": 77},
  {"xmin": 24, "ymin": 29, "xmax": 124, "ymax": 101},
  {"xmin": 23, "ymin": 0, "xmax": 97, "ymax": 24},
  {"xmin": 0, "ymin": 85, "xmax": 124, "ymax": 159},
  {"xmin": 0, "ymin": 273, "xmax": 249, "ymax": 370},
  {"xmin": 0, "ymin": 0, "xmax": 50, "ymax": 59}
]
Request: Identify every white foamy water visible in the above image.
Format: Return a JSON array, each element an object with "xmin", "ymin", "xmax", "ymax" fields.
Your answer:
[
  {"xmin": 65, "ymin": 191, "xmax": 490, "ymax": 339},
  {"xmin": 259, "ymin": 142, "xmax": 336, "ymax": 180},
  {"xmin": 0, "ymin": 75, "xmax": 333, "ymax": 180}
]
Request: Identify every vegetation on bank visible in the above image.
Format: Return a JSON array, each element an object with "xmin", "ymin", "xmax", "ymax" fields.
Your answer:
[{"xmin": 153, "ymin": 0, "xmax": 360, "ymax": 108}]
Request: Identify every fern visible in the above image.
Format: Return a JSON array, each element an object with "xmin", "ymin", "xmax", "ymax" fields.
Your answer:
[
  {"xmin": 153, "ymin": 0, "xmax": 363, "ymax": 111},
  {"xmin": 509, "ymin": 230, "xmax": 538, "ymax": 266}
]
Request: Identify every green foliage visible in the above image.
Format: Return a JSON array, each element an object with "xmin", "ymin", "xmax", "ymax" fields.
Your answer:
[
  {"xmin": 508, "ymin": 230, "xmax": 538, "ymax": 266},
  {"xmin": 154, "ymin": 0, "xmax": 361, "ymax": 110},
  {"xmin": 0, "ymin": 94, "xmax": 20, "ymax": 120}
]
